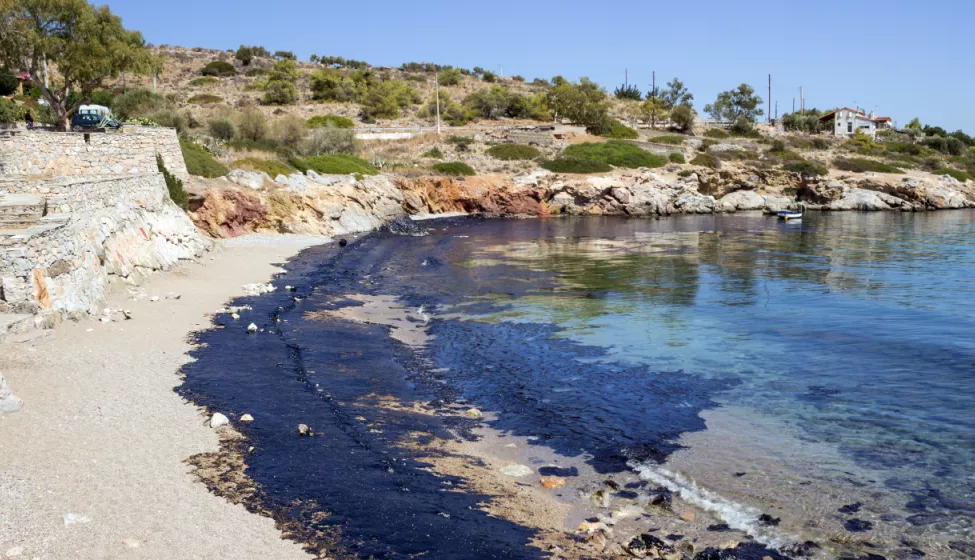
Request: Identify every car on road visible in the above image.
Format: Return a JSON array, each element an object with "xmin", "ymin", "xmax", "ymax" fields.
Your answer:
[{"xmin": 70, "ymin": 111, "xmax": 122, "ymax": 132}]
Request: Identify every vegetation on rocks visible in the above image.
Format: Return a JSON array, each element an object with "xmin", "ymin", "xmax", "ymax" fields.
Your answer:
[
  {"xmin": 180, "ymin": 139, "xmax": 229, "ymax": 177},
  {"xmin": 933, "ymin": 168, "xmax": 973, "ymax": 182},
  {"xmin": 232, "ymin": 157, "xmax": 295, "ymax": 178},
  {"xmin": 784, "ymin": 160, "xmax": 828, "ymax": 177},
  {"xmin": 188, "ymin": 94, "xmax": 222, "ymax": 104},
  {"xmin": 669, "ymin": 152, "xmax": 686, "ymax": 164},
  {"xmin": 262, "ymin": 59, "xmax": 300, "ymax": 105},
  {"xmin": 691, "ymin": 153, "xmax": 722, "ymax": 169},
  {"xmin": 0, "ymin": 97, "xmax": 25, "ymax": 124},
  {"xmin": 291, "ymin": 154, "xmax": 378, "ymax": 176},
  {"xmin": 422, "ymin": 148, "xmax": 444, "ymax": 159},
  {"xmin": 704, "ymin": 128, "xmax": 730, "ymax": 139},
  {"xmin": 189, "ymin": 76, "xmax": 219, "ymax": 87},
  {"xmin": 600, "ymin": 120, "xmax": 639, "ymax": 139},
  {"xmin": 0, "ymin": 67, "xmax": 18, "ymax": 96},
  {"xmin": 487, "ymin": 144, "xmax": 540, "ymax": 161},
  {"xmin": 201, "ymin": 60, "xmax": 236, "ymax": 76},
  {"xmin": 649, "ymin": 135, "xmax": 685, "ymax": 145},
  {"xmin": 207, "ymin": 117, "xmax": 235, "ymax": 140},
  {"xmin": 433, "ymin": 162, "xmax": 476, "ymax": 176},
  {"xmin": 833, "ymin": 157, "xmax": 904, "ymax": 174},
  {"xmin": 157, "ymin": 155, "xmax": 189, "ymax": 210},
  {"xmin": 541, "ymin": 158, "xmax": 612, "ymax": 174},
  {"xmin": 543, "ymin": 140, "xmax": 666, "ymax": 173}
]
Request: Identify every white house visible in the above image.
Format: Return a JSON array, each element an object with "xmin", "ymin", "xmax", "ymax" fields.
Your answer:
[{"xmin": 819, "ymin": 107, "xmax": 892, "ymax": 138}]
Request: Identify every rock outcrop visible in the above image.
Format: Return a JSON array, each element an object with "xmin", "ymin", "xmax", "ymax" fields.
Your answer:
[{"xmin": 0, "ymin": 373, "xmax": 23, "ymax": 413}]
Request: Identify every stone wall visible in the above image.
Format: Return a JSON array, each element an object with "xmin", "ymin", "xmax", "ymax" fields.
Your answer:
[
  {"xmin": 0, "ymin": 173, "xmax": 210, "ymax": 316},
  {"xmin": 0, "ymin": 126, "xmax": 188, "ymax": 181}
]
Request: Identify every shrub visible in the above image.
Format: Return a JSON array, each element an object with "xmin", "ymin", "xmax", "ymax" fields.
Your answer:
[
  {"xmin": 678, "ymin": 169, "xmax": 695, "ymax": 178},
  {"xmin": 833, "ymin": 157, "xmax": 904, "ymax": 174},
  {"xmin": 704, "ymin": 128, "xmax": 729, "ymax": 139},
  {"xmin": 188, "ymin": 94, "xmax": 222, "ymax": 104},
  {"xmin": 945, "ymin": 137, "xmax": 966, "ymax": 156},
  {"xmin": 236, "ymin": 107, "xmax": 269, "ymax": 141},
  {"xmin": 933, "ymin": 168, "xmax": 973, "ymax": 182},
  {"xmin": 540, "ymin": 158, "xmax": 612, "ymax": 174},
  {"xmin": 729, "ymin": 118, "xmax": 760, "ymax": 138},
  {"xmin": 146, "ymin": 109, "xmax": 188, "ymax": 133},
  {"xmin": 180, "ymin": 139, "xmax": 229, "ymax": 178},
  {"xmin": 306, "ymin": 115, "xmax": 355, "ymax": 129},
  {"xmin": 0, "ymin": 68, "xmax": 20, "ymax": 96},
  {"xmin": 601, "ymin": 120, "xmax": 639, "ymax": 139},
  {"xmin": 512, "ymin": 75, "xmax": 525, "ymax": 82},
  {"xmin": 437, "ymin": 68, "xmax": 462, "ymax": 86},
  {"xmin": 487, "ymin": 144, "xmax": 540, "ymax": 161},
  {"xmin": 433, "ymin": 162, "xmax": 476, "ymax": 176},
  {"xmin": 274, "ymin": 50, "xmax": 296, "ymax": 60},
  {"xmin": 302, "ymin": 127, "xmax": 358, "ymax": 156},
  {"xmin": 207, "ymin": 118, "xmax": 236, "ymax": 141},
  {"xmin": 0, "ymin": 97, "xmax": 25, "ymax": 124},
  {"xmin": 784, "ymin": 160, "xmax": 828, "ymax": 177},
  {"xmin": 669, "ymin": 105, "xmax": 696, "ymax": 133},
  {"xmin": 614, "ymin": 84, "xmax": 643, "ymax": 101},
  {"xmin": 189, "ymin": 77, "xmax": 219, "ymax": 87},
  {"xmin": 447, "ymin": 135, "xmax": 475, "ymax": 147},
  {"xmin": 291, "ymin": 154, "xmax": 378, "ymax": 176},
  {"xmin": 361, "ymin": 81, "xmax": 419, "ymax": 119},
  {"xmin": 669, "ymin": 152, "xmax": 686, "ymax": 164},
  {"xmin": 112, "ymin": 88, "xmax": 171, "ymax": 120},
  {"xmin": 263, "ymin": 59, "xmax": 300, "ymax": 105},
  {"xmin": 691, "ymin": 153, "xmax": 722, "ymax": 169},
  {"xmin": 650, "ymin": 135, "xmax": 685, "ymax": 146},
  {"xmin": 420, "ymin": 91, "xmax": 472, "ymax": 125},
  {"xmin": 157, "ymin": 155, "xmax": 188, "ymax": 210},
  {"xmin": 271, "ymin": 115, "xmax": 306, "ymax": 147},
  {"xmin": 482, "ymin": 71, "xmax": 497, "ymax": 83},
  {"xmin": 201, "ymin": 61, "xmax": 236, "ymax": 76},
  {"xmin": 462, "ymin": 86, "xmax": 548, "ymax": 120},
  {"xmin": 232, "ymin": 157, "xmax": 294, "ymax": 178},
  {"xmin": 811, "ymin": 137, "xmax": 831, "ymax": 150},
  {"xmin": 422, "ymin": 148, "xmax": 444, "ymax": 159}
]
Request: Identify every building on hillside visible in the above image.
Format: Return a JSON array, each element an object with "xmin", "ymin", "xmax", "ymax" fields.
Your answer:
[{"xmin": 819, "ymin": 107, "xmax": 892, "ymax": 138}]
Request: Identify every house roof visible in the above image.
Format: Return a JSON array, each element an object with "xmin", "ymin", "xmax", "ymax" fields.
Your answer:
[{"xmin": 819, "ymin": 107, "xmax": 891, "ymax": 123}]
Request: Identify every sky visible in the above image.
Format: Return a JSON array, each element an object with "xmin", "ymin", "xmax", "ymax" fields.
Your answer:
[{"xmin": 101, "ymin": 0, "xmax": 974, "ymax": 132}]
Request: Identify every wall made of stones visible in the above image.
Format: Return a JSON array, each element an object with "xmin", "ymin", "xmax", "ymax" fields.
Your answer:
[
  {"xmin": 0, "ymin": 173, "xmax": 210, "ymax": 316},
  {"xmin": 0, "ymin": 126, "xmax": 188, "ymax": 181}
]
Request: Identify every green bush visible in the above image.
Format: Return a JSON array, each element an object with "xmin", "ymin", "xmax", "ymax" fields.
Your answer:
[
  {"xmin": 487, "ymin": 144, "xmax": 540, "ymax": 161},
  {"xmin": 729, "ymin": 118, "xmax": 761, "ymax": 138},
  {"xmin": 691, "ymin": 153, "xmax": 722, "ymax": 169},
  {"xmin": 180, "ymin": 139, "xmax": 229, "ymax": 178},
  {"xmin": 649, "ymin": 135, "xmax": 685, "ymax": 145},
  {"xmin": 201, "ymin": 61, "xmax": 236, "ymax": 76},
  {"xmin": 678, "ymin": 169, "xmax": 695, "ymax": 178},
  {"xmin": 422, "ymin": 148, "xmax": 444, "ymax": 159},
  {"xmin": 232, "ymin": 157, "xmax": 294, "ymax": 178},
  {"xmin": 437, "ymin": 68, "xmax": 462, "ymax": 86},
  {"xmin": 291, "ymin": 154, "xmax": 378, "ymax": 175},
  {"xmin": 563, "ymin": 140, "xmax": 667, "ymax": 169},
  {"xmin": 157, "ymin": 155, "xmax": 189, "ymax": 210},
  {"xmin": 447, "ymin": 135, "xmax": 475, "ymax": 146},
  {"xmin": 236, "ymin": 107, "xmax": 269, "ymax": 141},
  {"xmin": 360, "ymin": 80, "xmax": 420, "ymax": 119},
  {"xmin": 704, "ymin": 128, "xmax": 729, "ymax": 139},
  {"xmin": 433, "ymin": 162, "xmax": 476, "ymax": 176},
  {"xmin": 189, "ymin": 77, "xmax": 219, "ymax": 87},
  {"xmin": 306, "ymin": 115, "xmax": 355, "ymax": 129},
  {"xmin": 0, "ymin": 97, "xmax": 25, "ymax": 124},
  {"xmin": 669, "ymin": 152, "xmax": 686, "ymax": 164},
  {"xmin": 147, "ymin": 109, "xmax": 189, "ymax": 133},
  {"xmin": 784, "ymin": 160, "xmax": 828, "ymax": 177},
  {"xmin": 669, "ymin": 105, "xmax": 696, "ymax": 133},
  {"xmin": 112, "ymin": 88, "xmax": 172, "ymax": 120},
  {"xmin": 207, "ymin": 118, "xmax": 236, "ymax": 141},
  {"xmin": 833, "ymin": 157, "xmax": 904, "ymax": 174},
  {"xmin": 188, "ymin": 94, "xmax": 222, "ymax": 104},
  {"xmin": 301, "ymin": 127, "xmax": 359, "ymax": 156},
  {"xmin": 885, "ymin": 142, "xmax": 930, "ymax": 157},
  {"xmin": 601, "ymin": 120, "xmax": 639, "ymax": 139},
  {"xmin": 226, "ymin": 137, "xmax": 288, "ymax": 155},
  {"xmin": 934, "ymin": 168, "xmax": 973, "ymax": 182},
  {"xmin": 811, "ymin": 137, "xmax": 831, "ymax": 150},
  {"xmin": 262, "ymin": 60, "xmax": 300, "ymax": 105},
  {"xmin": 540, "ymin": 158, "xmax": 612, "ymax": 174},
  {"xmin": 482, "ymin": 71, "xmax": 497, "ymax": 83},
  {"xmin": 0, "ymin": 68, "xmax": 20, "ymax": 96}
]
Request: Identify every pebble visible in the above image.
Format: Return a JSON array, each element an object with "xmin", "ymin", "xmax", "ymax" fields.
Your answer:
[
  {"xmin": 540, "ymin": 476, "xmax": 565, "ymax": 489},
  {"xmin": 247, "ymin": 323, "xmax": 258, "ymax": 333},
  {"xmin": 679, "ymin": 512, "xmax": 695, "ymax": 522},
  {"xmin": 231, "ymin": 313, "xmax": 240, "ymax": 320},
  {"xmin": 166, "ymin": 292, "xmax": 181, "ymax": 300},
  {"xmin": 209, "ymin": 413, "xmax": 229, "ymax": 429},
  {"xmin": 62, "ymin": 513, "xmax": 91, "ymax": 525},
  {"xmin": 500, "ymin": 463, "xmax": 533, "ymax": 477},
  {"xmin": 150, "ymin": 296, "xmax": 160, "ymax": 302},
  {"xmin": 100, "ymin": 317, "xmax": 111, "ymax": 323},
  {"xmin": 5, "ymin": 546, "xmax": 24, "ymax": 557},
  {"xmin": 464, "ymin": 408, "xmax": 483, "ymax": 419},
  {"xmin": 298, "ymin": 423, "xmax": 312, "ymax": 436},
  {"xmin": 120, "ymin": 539, "xmax": 141, "ymax": 548},
  {"xmin": 240, "ymin": 414, "xmax": 254, "ymax": 422}
]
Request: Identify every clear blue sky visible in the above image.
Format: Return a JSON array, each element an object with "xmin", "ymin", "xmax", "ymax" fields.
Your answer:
[{"xmin": 101, "ymin": 0, "xmax": 973, "ymax": 132}]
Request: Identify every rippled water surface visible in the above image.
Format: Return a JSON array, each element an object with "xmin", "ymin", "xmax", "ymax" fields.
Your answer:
[{"xmin": 183, "ymin": 212, "xmax": 975, "ymax": 559}]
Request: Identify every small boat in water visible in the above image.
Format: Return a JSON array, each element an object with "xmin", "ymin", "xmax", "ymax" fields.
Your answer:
[{"xmin": 777, "ymin": 204, "xmax": 804, "ymax": 221}]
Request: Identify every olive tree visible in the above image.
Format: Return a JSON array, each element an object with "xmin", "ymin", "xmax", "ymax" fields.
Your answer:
[
  {"xmin": 0, "ymin": 0, "xmax": 155, "ymax": 130},
  {"xmin": 704, "ymin": 83, "xmax": 764, "ymax": 123}
]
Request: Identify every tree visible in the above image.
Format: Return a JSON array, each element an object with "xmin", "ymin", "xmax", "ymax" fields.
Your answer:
[
  {"xmin": 704, "ymin": 83, "xmax": 764, "ymax": 123},
  {"xmin": 614, "ymin": 83, "xmax": 642, "ymax": 101},
  {"xmin": 274, "ymin": 50, "xmax": 295, "ymax": 60},
  {"xmin": 0, "ymin": 67, "xmax": 18, "ymax": 96},
  {"xmin": 262, "ymin": 59, "xmax": 299, "ymax": 105},
  {"xmin": 0, "ymin": 0, "xmax": 153, "ymax": 130},
  {"xmin": 437, "ymin": 68, "xmax": 462, "ymax": 86},
  {"xmin": 235, "ymin": 45, "xmax": 254, "ymax": 65},
  {"xmin": 669, "ymin": 105, "xmax": 696, "ymax": 133},
  {"xmin": 660, "ymin": 77, "xmax": 693, "ymax": 108},
  {"xmin": 905, "ymin": 117, "xmax": 922, "ymax": 130},
  {"xmin": 641, "ymin": 97, "xmax": 668, "ymax": 129},
  {"xmin": 545, "ymin": 76, "xmax": 608, "ymax": 131}
]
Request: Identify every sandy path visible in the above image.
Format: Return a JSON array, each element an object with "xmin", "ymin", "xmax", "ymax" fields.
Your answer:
[{"xmin": 0, "ymin": 235, "xmax": 327, "ymax": 560}]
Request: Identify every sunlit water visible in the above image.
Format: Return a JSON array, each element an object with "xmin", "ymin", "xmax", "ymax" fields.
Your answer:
[{"xmin": 452, "ymin": 211, "xmax": 975, "ymax": 557}]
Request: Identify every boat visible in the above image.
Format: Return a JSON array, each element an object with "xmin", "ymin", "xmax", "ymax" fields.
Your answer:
[{"xmin": 776, "ymin": 203, "xmax": 804, "ymax": 221}]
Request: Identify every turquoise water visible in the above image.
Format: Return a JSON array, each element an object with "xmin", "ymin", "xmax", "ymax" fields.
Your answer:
[{"xmin": 456, "ymin": 211, "xmax": 975, "ymax": 555}]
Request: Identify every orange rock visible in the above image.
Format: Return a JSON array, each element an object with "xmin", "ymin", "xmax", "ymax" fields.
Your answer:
[
  {"xmin": 540, "ymin": 476, "xmax": 565, "ymax": 489},
  {"xmin": 679, "ymin": 511, "xmax": 695, "ymax": 522}
]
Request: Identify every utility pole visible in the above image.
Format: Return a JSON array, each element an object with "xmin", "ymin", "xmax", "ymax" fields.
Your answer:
[
  {"xmin": 625, "ymin": 68, "xmax": 628, "ymax": 89},
  {"xmin": 651, "ymin": 71, "xmax": 656, "ymax": 129},
  {"xmin": 792, "ymin": 98, "xmax": 795, "ymax": 114},
  {"xmin": 768, "ymin": 74, "xmax": 771, "ymax": 123},
  {"xmin": 800, "ymin": 86, "xmax": 804, "ymax": 113},
  {"xmin": 775, "ymin": 101, "xmax": 778, "ymax": 120},
  {"xmin": 435, "ymin": 69, "xmax": 441, "ymax": 136}
]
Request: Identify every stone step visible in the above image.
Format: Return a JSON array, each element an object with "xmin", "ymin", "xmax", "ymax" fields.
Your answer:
[
  {"xmin": 0, "ymin": 313, "xmax": 57, "ymax": 345},
  {"xmin": 0, "ymin": 313, "xmax": 35, "ymax": 343}
]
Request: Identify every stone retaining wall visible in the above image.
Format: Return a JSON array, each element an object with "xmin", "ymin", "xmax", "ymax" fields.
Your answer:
[
  {"xmin": 0, "ymin": 126, "xmax": 188, "ymax": 181},
  {"xmin": 0, "ymin": 173, "xmax": 209, "ymax": 316}
]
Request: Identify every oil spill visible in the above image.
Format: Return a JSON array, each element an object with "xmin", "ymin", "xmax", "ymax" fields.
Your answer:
[{"xmin": 178, "ymin": 218, "xmax": 750, "ymax": 558}]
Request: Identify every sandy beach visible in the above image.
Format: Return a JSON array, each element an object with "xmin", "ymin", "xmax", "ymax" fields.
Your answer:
[{"xmin": 0, "ymin": 235, "xmax": 326, "ymax": 560}]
